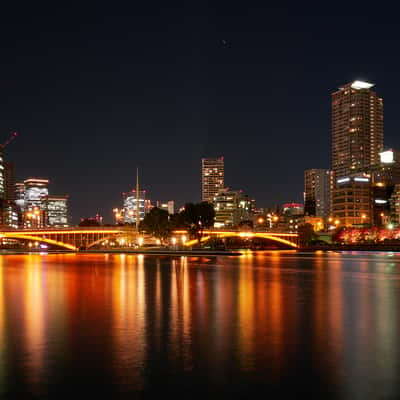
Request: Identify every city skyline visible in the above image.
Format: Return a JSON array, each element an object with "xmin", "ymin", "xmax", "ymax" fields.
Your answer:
[{"xmin": 2, "ymin": 4, "xmax": 400, "ymax": 222}]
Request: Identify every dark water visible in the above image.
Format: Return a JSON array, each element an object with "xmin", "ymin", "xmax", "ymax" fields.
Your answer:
[{"xmin": 0, "ymin": 251, "xmax": 400, "ymax": 399}]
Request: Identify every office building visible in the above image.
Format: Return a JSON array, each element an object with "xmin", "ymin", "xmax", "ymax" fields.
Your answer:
[
  {"xmin": 390, "ymin": 185, "xmax": 400, "ymax": 227},
  {"xmin": 370, "ymin": 149, "xmax": 400, "ymax": 186},
  {"xmin": 155, "ymin": 200, "xmax": 175, "ymax": 215},
  {"xmin": 213, "ymin": 188, "xmax": 253, "ymax": 228},
  {"xmin": 304, "ymin": 169, "xmax": 333, "ymax": 218},
  {"xmin": 332, "ymin": 175, "xmax": 371, "ymax": 226},
  {"xmin": 47, "ymin": 195, "xmax": 68, "ymax": 227},
  {"xmin": 4, "ymin": 162, "xmax": 14, "ymax": 201},
  {"xmin": 122, "ymin": 190, "xmax": 146, "ymax": 224},
  {"xmin": 202, "ymin": 157, "xmax": 224, "ymax": 202},
  {"xmin": 21, "ymin": 178, "xmax": 49, "ymax": 228},
  {"xmin": 332, "ymin": 80, "xmax": 383, "ymax": 178}
]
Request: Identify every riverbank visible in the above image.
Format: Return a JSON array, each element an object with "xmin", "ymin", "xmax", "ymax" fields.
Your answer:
[
  {"xmin": 80, "ymin": 249, "xmax": 242, "ymax": 256},
  {"xmin": 304, "ymin": 244, "xmax": 400, "ymax": 252},
  {"xmin": 0, "ymin": 249, "xmax": 242, "ymax": 256}
]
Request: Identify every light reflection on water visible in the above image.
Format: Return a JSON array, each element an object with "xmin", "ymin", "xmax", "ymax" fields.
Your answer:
[{"xmin": 0, "ymin": 252, "xmax": 399, "ymax": 398}]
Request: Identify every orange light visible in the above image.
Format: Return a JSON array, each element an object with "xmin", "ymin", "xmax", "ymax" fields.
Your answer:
[
  {"xmin": 334, "ymin": 220, "xmax": 340, "ymax": 225},
  {"xmin": 361, "ymin": 214, "xmax": 366, "ymax": 219},
  {"xmin": 257, "ymin": 217, "xmax": 264, "ymax": 224},
  {"xmin": 273, "ymin": 216, "xmax": 279, "ymax": 221}
]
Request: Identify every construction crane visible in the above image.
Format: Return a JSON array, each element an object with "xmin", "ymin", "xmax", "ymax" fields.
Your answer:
[{"xmin": 1, "ymin": 130, "xmax": 18, "ymax": 149}]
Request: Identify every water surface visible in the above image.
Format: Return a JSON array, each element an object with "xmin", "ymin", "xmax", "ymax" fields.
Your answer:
[{"xmin": 0, "ymin": 251, "xmax": 399, "ymax": 399}]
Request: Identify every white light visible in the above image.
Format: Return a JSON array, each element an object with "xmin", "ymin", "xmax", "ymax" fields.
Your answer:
[
  {"xmin": 375, "ymin": 199, "xmax": 387, "ymax": 204},
  {"xmin": 351, "ymin": 80, "xmax": 374, "ymax": 90},
  {"xmin": 380, "ymin": 150, "xmax": 394, "ymax": 164},
  {"xmin": 337, "ymin": 177, "xmax": 350, "ymax": 183},
  {"xmin": 354, "ymin": 177, "xmax": 369, "ymax": 182}
]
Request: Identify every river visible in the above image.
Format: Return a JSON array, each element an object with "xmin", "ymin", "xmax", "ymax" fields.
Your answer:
[{"xmin": 0, "ymin": 251, "xmax": 399, "ymax": 399}]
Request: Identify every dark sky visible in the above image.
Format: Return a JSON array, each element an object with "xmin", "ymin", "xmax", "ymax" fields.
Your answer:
[{"xmin": 1, "ymin": 2, "xmax": 399, "ymax": 223}]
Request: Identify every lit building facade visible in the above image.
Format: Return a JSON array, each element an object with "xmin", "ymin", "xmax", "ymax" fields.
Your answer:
[
  {"xmin": 213, "ymin": 188, "xmax": 253, "ymax": 228},
  {"xmin": 389, "ymin": 185, "xmax": 400, "ymax": 227},
  {"xmin": 155, "ymin": 200, "xmax": 175, "ymax": 215},
  {"xmin": 21, "ymin": 178, "xmax": 49, "ymax": 228},
  {"xmin": 202, "ymin": 157, "xmax": 224, "ymax": 202},
  {"xmin": 332, "ymin": 80, "xmax": 383, "ymax": 178},
  {"xmin": 122, "ymin": 190, "xmax": 146, "ymax": 224},
  {"xmin": 332, "ymin": 175, "xmax": 371, "ymax": 226},
  {"xmin": 47, "ymin": 195, "xmax": 68, "ymax": 227},
  {"xmin": 304, "ymin": 169, "xmax": 333, "ymax": 218}
]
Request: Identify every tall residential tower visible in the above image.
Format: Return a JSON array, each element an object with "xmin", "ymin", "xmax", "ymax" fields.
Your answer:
[
  {"xmin": 201, "ymin": 157, "xmax": 224, "ymax": 202},
  {"xmin": 331, "ymin": 80, "xmax": 384, "ymax": 226},
  {"xmin": 332, "ymin": 80, "xmax": 383, "ymax": 178}
]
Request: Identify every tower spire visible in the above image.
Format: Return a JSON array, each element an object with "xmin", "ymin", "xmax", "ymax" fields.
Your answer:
[{"xmin": 136, "ymin": 167, "xmax": 140, "ymax": 231}]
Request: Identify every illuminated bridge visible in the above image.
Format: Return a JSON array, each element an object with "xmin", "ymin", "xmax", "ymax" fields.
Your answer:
[
  {"xmin": 0, "ymin": 228, "xmax": 129, "ymax": 251},
  {"xmin": 0, "ymin": 228, "xmax": 299, "ymax": 251},
  {"xmin": 175, "ymin": 230, "xmax": 299, "ymax": 249}
]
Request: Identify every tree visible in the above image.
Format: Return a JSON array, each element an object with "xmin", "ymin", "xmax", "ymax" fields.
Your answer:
[
  {"xmin": 297, "ymin": 223, "xmax": 317, "ymax": 247},
  {"xmin": 180, "ymin": 202, "xmax": 215, "ymax": 245},
  {"xmin": 139, "ymin": 207, "xmax": 171, "ymax": 241},
  {"xmin": 79, "ymin": 218, "xmax": 100, "ymax": 227},
  {"xmin": 238, "ymin": 220, "xmax": 254, "ymax": 230}
]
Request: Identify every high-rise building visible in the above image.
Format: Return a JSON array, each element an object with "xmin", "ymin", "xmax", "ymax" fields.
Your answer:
[
  {"xmin": 201, "ymin": 157, "xmax": 224, "ymax": 202},
  {"xmin": 332, "ymin": 175, "xmax": 371, "ymax": 226},
  {"xmin": 390, "ymin": 185, "xmax": 400, "ymax": 227},
  {"xmin": 4, "ymin": 162, "xmax": 14, "ymax": 201},
  {"xmin": 332, "ymin": 80, "xmax": 383, "ymax": 178},
  {"xmin": 331, "ymin": 81, "xmax": 384, "ymax": 226},
  {"xmin": 304, "ymin": 169, "xmax": 333, "ymax": 218},
  {"xmin": 155, "ymin": 200, "xmax": 175, "ymax": 215},
  {"xmin": 122, "ymin": 190, "xmax": 146, "ymax": 224},
  {"xmin": 46, "ymin": 195, "xmax": 69, "ymax": 227},
  {"xmin": 213, "ymin": 188, "xmax": 253, "ymax": 228},
  {"xmin": 22, "ymin": 178, "xmax": 49, "ymax": 228}
]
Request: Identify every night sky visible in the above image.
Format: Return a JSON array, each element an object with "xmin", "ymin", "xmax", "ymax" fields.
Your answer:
[{"xmin": 1, "ymin": 2, "xmax": 399, "ymax": 223}]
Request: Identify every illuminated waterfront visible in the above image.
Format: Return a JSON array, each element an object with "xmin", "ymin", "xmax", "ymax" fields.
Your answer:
[{"xmin": 0, "ymin": 252, "xmax": 400, "ymax": 398}]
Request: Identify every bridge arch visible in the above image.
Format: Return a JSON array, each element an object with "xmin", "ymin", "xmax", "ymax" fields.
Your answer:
[
  {"xmin": 2, "ymin": 233, "xmax": 78, "ymax": 250},
  {"xmin": 183, "ymin": 232, "xmax": 298, "ymax": 248}
]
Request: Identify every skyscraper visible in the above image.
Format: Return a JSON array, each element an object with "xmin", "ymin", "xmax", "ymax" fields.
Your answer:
[
  {"xmin": 332, "ymin": 80, "xmax": 383, "ymax": 178},
  {"xmin": 122, "ymin": 190, "xmax": 146, "ymax": 224},
  {"xmin": 201, "ymin": 157, "xmax": 224, "ymax": 202},
  {"xmin": 331, "ymin": 80, "xmax": 384, "ymax": 226},
  {"xmin": 46, "ymin": 195, "xmax": 69, "ymax": 227},
  {"xmin": 304, "ymin": 169, "xmax": 333, "ymax": 218}
]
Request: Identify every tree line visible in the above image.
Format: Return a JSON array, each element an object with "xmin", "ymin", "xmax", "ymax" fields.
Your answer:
[{"xmin": 139, "ymin": 202, "xmax": 215, "ymax": 244}]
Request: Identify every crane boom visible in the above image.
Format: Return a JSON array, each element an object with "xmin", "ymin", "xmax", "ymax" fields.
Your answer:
[{"xmin": 1, "ymin": 130, "xmax": 18, "ymax": 148}]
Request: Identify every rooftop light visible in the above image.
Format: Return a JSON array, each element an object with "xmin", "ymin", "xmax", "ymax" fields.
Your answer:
[{"xmin": 350, "ymin": 80, "xmax": 374, "ymax": 90}]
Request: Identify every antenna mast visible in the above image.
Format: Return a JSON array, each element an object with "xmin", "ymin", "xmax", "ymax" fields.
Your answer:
[{"xmin": 136, "ymin": 167, "xmax": 140, "ymax": 231}]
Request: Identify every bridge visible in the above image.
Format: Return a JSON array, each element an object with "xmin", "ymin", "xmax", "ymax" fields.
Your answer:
[
  {"xmin": 0, "ymin": 228, "xmax": 128, "ymax": 251},
  {"xmin": 0, "ymin": 228, "xmax": 299, "ymax": 251},
  {"xmin": 175, "ymin": 230, "xmax": 299, "ymax": 249}
]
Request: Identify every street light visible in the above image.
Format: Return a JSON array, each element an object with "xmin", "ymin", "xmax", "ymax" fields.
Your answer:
[
  {"xmin": 181, "ymin": 235, "xmax": 187, "ymax": 246},
  {"xmin": 138, "ymin": 236, "xmax": 144, "ymax": 247},
  {"xmin": 171, "ymin": 237, "xmax": 177, "ymax": 249}
]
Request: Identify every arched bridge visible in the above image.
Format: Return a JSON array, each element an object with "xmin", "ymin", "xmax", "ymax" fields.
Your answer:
[
  {"xmin": 174, "ymin": 230, "xmax": 299, "ymax": 248},
  {"xmin": 0, "ymin": 228, "xmax": 128, "ymax": 251}
]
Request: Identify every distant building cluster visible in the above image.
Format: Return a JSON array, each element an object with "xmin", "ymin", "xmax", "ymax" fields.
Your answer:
[
  {"xmin": 0, "ymin": 135, "xmax": 69, "ymax": 229},
  {"xmin": 304, "ymin": 80, "xmax": 400, "ymax": 229},
  {"xmin": 201, "ymin": 157, "xmax": 256, "ymax": 228},
  {"xmin": 113, "ymin": 188, "xmax": 175, "ymax": 225}
]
